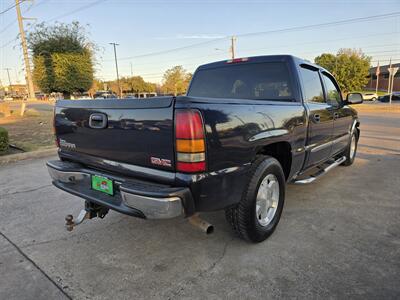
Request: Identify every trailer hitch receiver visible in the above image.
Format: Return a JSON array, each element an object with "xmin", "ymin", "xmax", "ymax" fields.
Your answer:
[{"xmin": 65, "ymin": 202, "xmax": 109, "ymax": 231}]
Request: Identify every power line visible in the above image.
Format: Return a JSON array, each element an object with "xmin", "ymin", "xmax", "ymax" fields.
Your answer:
[
  {"xmin": 100, "ymin": 30, "xmax": 398, "ymax": 65},
  {"xmin": 237, "ymin": 12, "xmax": 400, "ymax": 39},
  {"xmin": 114, "ymin": 11, "xmax": 400, "ymax": 61},
  {"xmin": 0, "ymin": 19, "xmax": 17, "ymax": 34},
  {"xmin": 0, "ymin": 0, "xmax": 50, "ymax": 34},
  {"xmin": 0, "ymin": 0, "xmax": 27, "ymax": 15},
  {"xmin": 0, "ymin": 37, "xmax": 19, "ymax": 49},
  {"xmin": 47, "ymin": 0, "xmax": 108, "ymax": 22}
]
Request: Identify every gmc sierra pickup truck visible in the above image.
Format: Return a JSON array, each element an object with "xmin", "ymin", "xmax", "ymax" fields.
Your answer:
[{"xmin": 47, "ymin": 55, "xmax": 363, "ymax": 243}]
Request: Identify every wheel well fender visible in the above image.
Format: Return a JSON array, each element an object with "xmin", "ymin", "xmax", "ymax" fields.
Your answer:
[{"xmin": 255, "ymin": 141, "xmax": 292, "ymax": 180}]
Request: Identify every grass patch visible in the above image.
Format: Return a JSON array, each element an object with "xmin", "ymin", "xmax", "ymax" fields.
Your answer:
[
  {"xmin": 0, "ymin": 127, "xmax": 8, "ymax": 152},
  {"xmin": 0, "ymin": 110, "xmax": 54, "ymax": 155}
]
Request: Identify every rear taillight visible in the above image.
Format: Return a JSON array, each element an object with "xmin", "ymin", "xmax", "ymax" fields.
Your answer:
[{"xmin": 175, "ymin": 110, "xmax": 206, "ymax": 173}]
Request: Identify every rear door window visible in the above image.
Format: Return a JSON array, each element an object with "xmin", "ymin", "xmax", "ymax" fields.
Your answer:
[
  {"xmin": 188, "ymin": 62, "xmax": 294, "ymax": 101},
  {"xmin": 299, "ymin": 66, "xmax": 325, "ymax": 103}
]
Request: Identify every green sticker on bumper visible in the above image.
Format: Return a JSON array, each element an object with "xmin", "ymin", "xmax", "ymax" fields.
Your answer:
[{"xmin": 91, "ymin": 175, "xmax": 114, "ymax": 195}]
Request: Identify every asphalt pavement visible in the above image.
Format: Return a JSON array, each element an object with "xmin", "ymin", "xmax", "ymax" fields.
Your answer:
[{"xmin": 0, "ymin": 110, "xmax": 399, "ymax": 299}]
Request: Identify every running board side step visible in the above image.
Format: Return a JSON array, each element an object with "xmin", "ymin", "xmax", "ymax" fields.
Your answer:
[{"xmin": 293, "ymin": 156, "xmax": 347, "ymax": 184}]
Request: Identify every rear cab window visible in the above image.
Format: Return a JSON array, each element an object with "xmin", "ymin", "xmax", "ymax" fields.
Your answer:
[{"xmin": 188, "ymin": 62, "xmax": 295, "ymax": 102}]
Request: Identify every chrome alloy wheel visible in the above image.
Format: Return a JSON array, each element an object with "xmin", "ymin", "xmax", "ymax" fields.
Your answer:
[
  {"xmin": 255, "ymin": 174, "xmax": 280, "ymax": 227},
  {"xmin": 350, "ymin": 134, "xmax": 356, "ymax": 160}
]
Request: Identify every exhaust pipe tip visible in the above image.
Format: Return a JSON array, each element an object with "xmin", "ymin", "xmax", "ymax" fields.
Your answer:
[
  {"xmin": 205, "ymin": 224, "xmax": 214, "ymax": 235},
  {"xmin": 188, "ymin": 214, "xmax": 214, "ymax": 234}
]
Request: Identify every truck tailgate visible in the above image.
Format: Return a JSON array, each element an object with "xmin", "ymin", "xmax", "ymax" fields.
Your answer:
[{"xmin": 55, "ymin": 97, "xmax": 175, "ymax": 171}]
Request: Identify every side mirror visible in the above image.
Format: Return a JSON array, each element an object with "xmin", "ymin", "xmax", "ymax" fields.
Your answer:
[{"xmin": 345, "ymin": 93, "xmax": 363, "ymax": 105}]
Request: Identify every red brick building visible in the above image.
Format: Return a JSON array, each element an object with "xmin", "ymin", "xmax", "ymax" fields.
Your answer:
[{"xmin": 365, "ymin": 63, "xmax": 400, "ymax": 92}]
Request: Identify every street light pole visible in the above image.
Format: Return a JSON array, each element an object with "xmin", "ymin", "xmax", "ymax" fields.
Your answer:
[{"xmin": 109, "ymin": 42, "xmax": 122, "ymax": 98}]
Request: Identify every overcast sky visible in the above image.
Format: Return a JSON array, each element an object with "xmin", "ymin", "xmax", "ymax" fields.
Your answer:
[{"xmin": 0, "ymin": 0, "xmax": 399, "ymax": 85}]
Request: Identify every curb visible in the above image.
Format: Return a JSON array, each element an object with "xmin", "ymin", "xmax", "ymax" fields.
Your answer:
[{"xmin": 0, "ymin": 147, "xmax": 57, "ymax": 165}]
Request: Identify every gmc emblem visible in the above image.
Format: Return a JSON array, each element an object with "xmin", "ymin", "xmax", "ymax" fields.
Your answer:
[{"xmin": 150, "ymin": 156, "xmax": 172, "ymax": 167}]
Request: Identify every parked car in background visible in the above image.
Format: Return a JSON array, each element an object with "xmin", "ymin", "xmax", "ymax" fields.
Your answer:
[
  {"xmin": 134, "ymin": 92, "xmax": 158, "ymax": 99},
  {"xmin": 94, "ymin": 91, "xmax": 117, "ymax": 99},
  {"xmin": 71, "ymin": 92, "xmax": 92, "ymax": 100},
  {"xmin": 378, "ymin": 92, "xmax": 400, "ymax": 102},
  {"xmin": 35, "ymin": 92, "xmax": 46, "ymax": 100},
  {"xmin": 124, "ymin": 94, "xmax": 137, "ymax": 99},
  {"xmin": 362, "ymin": 92, "xmax": 378, "ymax": 101}
]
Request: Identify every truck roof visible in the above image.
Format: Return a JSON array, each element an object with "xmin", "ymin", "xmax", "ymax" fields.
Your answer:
[{"xmin": 197, "ymin": 54, "xmax": 326, "ymax": 73}]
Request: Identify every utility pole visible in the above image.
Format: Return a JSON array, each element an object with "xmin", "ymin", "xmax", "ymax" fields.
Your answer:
[
  {"xmin": 4, "ymin": 68, "xmax": 13, "ymax": 95},
  {"xmin": 230, "ymin": 36, "xmax": 236, "ymax": 60},
  {"xmin": 130, "ymin": 62, "xmax": 133, "ymax": 77},
  {"xmin": 15, "ymin": 0, "xmax": 35, "ymax": 116},
  {"xmin": 109, "ymin": 42, "xmax": 122, "ymax": 98}
]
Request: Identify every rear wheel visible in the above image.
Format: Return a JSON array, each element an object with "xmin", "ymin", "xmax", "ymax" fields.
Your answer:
[
  {"xmin": 225, "ymin": 156, "xmax": 285, "ymax": 243},
  {"xmin": 342, "ymin": 130, "xmax": 358, "ymax": 166}
]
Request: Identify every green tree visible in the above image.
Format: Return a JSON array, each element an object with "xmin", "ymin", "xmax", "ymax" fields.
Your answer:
[
  {"xmin": 314, "ymin": 48, "xmax": 371, "ymax": 93},
  {"xmin": 106, "ymin": 76, "xmax": 156, "ymax": 95},
  {"xmin": 28, "ymin": 22, "xmax": 95, "ymax": 98},
  {"xmin": 88, "ymin": 78, "xmax": 105, "ymax": 96},
  {"xmin": 162, "ymin": 66, "xmax": 192, "ymax": 96}
]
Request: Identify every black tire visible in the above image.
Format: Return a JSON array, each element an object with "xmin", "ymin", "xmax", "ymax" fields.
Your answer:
[
  {"xmin": 225, "ymin": 156, "xmax": 286, "ymax": 243},
  {"xmin": 371, "ymin": 97, "xmax": 377, "ymax": 101},
  {"xmin": 341, "ymin": 130, "xmax": 359, "ymax": 166}
]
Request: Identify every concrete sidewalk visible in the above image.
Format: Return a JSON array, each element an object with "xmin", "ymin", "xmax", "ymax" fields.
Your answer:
[{"xmin": 0, "ymin": 111, "xmax": 399, "ymax": 299}]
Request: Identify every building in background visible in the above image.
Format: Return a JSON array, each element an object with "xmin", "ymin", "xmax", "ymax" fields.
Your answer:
[{"xmin": 366, "ymin": 63, "xmax": 400, "ymax": 92}]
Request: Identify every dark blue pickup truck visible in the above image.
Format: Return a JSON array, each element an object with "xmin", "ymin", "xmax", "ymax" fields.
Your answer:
[{"xmin": 47, "ymin": 55, "xmax": 363, "ymax": 242}]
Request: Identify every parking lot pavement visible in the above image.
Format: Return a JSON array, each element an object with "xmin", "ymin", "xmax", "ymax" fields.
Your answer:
[{"xmin": 0, "ymin": 110, "xmax": 399, "ymax": 299}]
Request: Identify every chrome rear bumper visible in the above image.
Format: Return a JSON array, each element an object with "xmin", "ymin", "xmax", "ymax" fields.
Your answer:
[{"xmin": 47, "ymin": 160, "xmax": 189, "ymax": 219}]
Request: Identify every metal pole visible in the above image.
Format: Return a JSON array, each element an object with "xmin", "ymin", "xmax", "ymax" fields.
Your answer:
[
  {"xmin": 4, "ymin": 68, "xmax": 13, "ymax": 95},
  {"xmin": 387, "ymin": 58, "xmax": 392, "ymax": 94},
  {"xmin": 389, "ymin": 73, "xmax": 393, "ymax": 105},
  {"xmin": 375, "ymin": 62, "xmax": 379, "ymax": 95},
  {"xmin": 230, "ymin": 36, "xmax": 236, "ymax": 60},
  {"xmin": 109, "ymin": 42, "xmax": 121, "ymax": 98},
  {"xmin": 15, "ymin": 0, "xmax": 35, "ymax": 116},
  {"xmin": 389, "ymin": 67, "xmax": 398, "ymax": 105},
  {"xmin": 5, "ymin": 68, "xmax": 12, "ymax": 86}
]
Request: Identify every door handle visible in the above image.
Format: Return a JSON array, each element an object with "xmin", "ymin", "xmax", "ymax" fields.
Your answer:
[
  {"xmin": 333, "ymin": 112, "xmax": 339, "ymax": 119},
  {"xmin": 313, "ymin": 114, "xmax": 320, "ymax": 123}
]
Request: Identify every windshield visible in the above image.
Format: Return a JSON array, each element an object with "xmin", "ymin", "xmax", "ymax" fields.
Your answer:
[{"xmin": 188, "ymin": 62, "xmax": 294, "ymax": 101}]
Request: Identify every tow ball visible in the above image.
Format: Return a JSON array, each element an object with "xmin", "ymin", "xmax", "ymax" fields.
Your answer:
[{"xmin": 65, "ymin": 202, "xmax": 109, "ymax": 231}]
